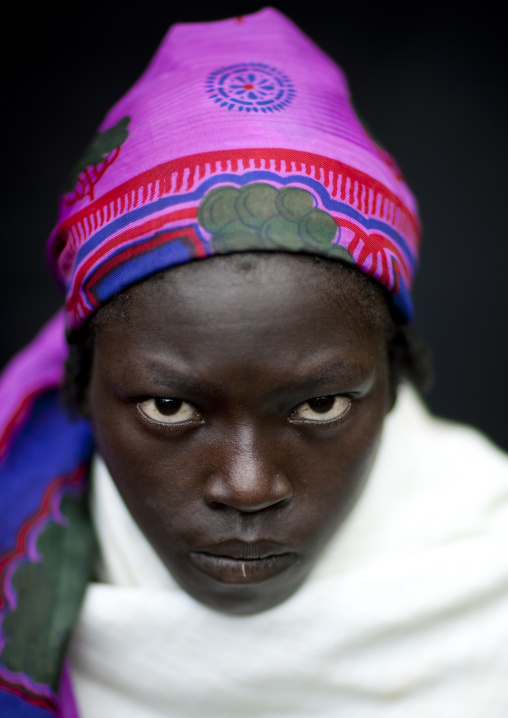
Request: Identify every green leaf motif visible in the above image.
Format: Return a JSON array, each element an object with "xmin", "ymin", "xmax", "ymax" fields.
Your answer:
[
  {"xmin": 1, "ymin": 493, "xmax": 96, "ymax": 689},
  {"xmin": 63, "ymin": 116, "xmax": 131, "ymax": 194},
  {"xmin": 199, "ymin": 183, "xmax": 354, "ymax": 264}
]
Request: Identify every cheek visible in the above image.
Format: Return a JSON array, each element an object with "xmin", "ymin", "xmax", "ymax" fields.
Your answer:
[
  {"xmin": 92, "ymin": 412, "xmax": 190, "ymax": 503},
  {"xmin": 291, "ymin": 421, "xmax": 383, "ymax": 546},
  {"xmin": 87, "ymin": 383, "xmax": 196, "ymax": 533},
  {"xmin": 91, "ymin": 422, "xmax": 205, "ymax": 561}
]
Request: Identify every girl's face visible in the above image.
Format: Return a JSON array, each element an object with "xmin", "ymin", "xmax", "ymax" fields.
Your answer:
[{"xmin": 87, "ymin": 255, "xmax": 393, "ymax": 614}]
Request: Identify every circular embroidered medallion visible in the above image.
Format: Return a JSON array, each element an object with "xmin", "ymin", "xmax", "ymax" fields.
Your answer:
[{"xmin": 206, "ymin": 63, "xmax": 295, "ymax": 113}]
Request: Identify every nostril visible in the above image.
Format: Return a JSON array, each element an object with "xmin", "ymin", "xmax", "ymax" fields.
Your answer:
[
  {"xmin": 271, "ymin": 474, "xmax": 293, "ymax": 505},
  {"xmin": 203, "ymin": 471, "xmax": 293, "ymax": 513}
]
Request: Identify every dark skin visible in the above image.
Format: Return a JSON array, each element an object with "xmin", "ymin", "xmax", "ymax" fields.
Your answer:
[{"xmin": 85, "ymin": 254, "xmax": 394, "ymax": 614}]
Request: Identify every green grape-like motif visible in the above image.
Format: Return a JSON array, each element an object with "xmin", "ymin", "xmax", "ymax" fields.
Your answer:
[
  {"xmin": 260, "ymin": 216, "xmax": 305, "ymax": 251},
  {"xmin": 299, "ymin": 209, "xmax": 338, "ymax": 247},
  {"xmin": 327, "ymin": 243, "xmax": 356, "ymax": 264},
  {"xmin": 198, "ymin": 183, "xmax": 354, "ymax": 264},
  {"xmin": 198, "ymin": 187, "xmax": 240, "ymax": 235},
  {"xmin": 276, "ymin": 187, "xmax": 314, "ymax": 222},
  {"xmin": 213, "ymin": 220, "xmax": 260, "ymax": 253},
  {"xmin": 235, "ymin": 184, "xmax": 278, "ymax": 228}
]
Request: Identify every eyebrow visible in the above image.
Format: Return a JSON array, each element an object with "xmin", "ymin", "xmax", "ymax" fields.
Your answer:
[
  {"xmin": 282, "ymin": 368, "xmax": 374, "ymax": 396},
  {"xmin": 135, "ymin": 358, "xmax": 224, "ymax": 396},
  {"xmin": 137, "ymin": 352, "xmax": 377, "ymax": 400},
  {"xmin": 267, "ymin": 361, "xmax": 377, "ymax": 402}
]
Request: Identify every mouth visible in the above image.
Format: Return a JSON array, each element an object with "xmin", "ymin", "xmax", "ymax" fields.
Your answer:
[{"xmin": 189, "ymin": 540, "xmax": 298, "ymax": 584}]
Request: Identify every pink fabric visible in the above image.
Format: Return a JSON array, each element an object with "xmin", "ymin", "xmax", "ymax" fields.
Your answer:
[
  {"xmin": 52, "ymin": 9, "xmax": 415, "ymax": 217},
  {"xmin": 46, "ymin": 8, "xmax": 420, "ymax": 329}
]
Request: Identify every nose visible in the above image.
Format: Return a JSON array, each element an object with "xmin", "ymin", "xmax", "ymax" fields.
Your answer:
[{"xmin": 203, "ymin": 424, "xmax": 293, "ymax": 512}]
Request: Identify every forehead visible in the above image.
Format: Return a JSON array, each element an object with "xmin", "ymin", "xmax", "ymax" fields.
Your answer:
[{"xmin": 93, "ymin": 254, "xmax": 388, "ymax": 385}]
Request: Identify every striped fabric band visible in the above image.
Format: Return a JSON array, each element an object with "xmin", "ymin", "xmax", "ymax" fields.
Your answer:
[{"xmin": 50, "ymin": 148, "xmax": 419, "ymax": 328}]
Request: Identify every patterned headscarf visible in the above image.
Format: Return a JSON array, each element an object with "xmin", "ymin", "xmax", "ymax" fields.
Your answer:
[{"xmin": 48, "ymin": 8, "xmax": 420, "ymax": 328}]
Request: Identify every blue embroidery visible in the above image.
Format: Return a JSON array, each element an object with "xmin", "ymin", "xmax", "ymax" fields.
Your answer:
[{"xmin": 206, "ymin": 63, "xmax": 295, "ymax": 113}]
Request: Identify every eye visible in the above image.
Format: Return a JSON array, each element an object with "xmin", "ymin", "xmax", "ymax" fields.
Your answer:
[
  {"xmin": 290, "ymin": 395, "xmax": 351, "ymax": 424},
  {"xmin": 137, "ymin": 398, "xmax": 201, "ymax": 425}
]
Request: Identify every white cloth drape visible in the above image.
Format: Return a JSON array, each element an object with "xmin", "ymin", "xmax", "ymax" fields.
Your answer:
[{"xmin": 70, "ymin": 386, "xmax": 508, "ymax": 716}]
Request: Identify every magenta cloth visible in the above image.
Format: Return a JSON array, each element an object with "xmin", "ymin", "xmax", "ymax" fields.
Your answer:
[{"xmin": 47, "ymin": 7, "xmax": 421, "ymax": 329}]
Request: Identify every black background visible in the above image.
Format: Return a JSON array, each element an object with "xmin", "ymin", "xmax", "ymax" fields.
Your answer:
[{"xmin": 1, "ymin": 2, "xmax": 507, "ymax": 450}]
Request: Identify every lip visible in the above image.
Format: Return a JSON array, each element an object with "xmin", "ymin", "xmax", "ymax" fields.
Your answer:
[{"xmin": 189, "ymin": 540, "xmax": 298, "ymax": 584}]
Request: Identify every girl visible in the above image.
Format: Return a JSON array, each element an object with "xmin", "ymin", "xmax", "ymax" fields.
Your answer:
[{"xmin": 1, "ymin": 9, "xmax": 507, "ymax": 717}]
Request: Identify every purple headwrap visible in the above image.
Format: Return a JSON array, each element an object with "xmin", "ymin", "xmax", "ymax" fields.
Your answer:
[
  {"xmin": 0, "ymin": 9, "xmax": 420, "ymax": 717},
  {"xmin": 48, "ymin": 7, "xmax": 420, "ymax": 329}
]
